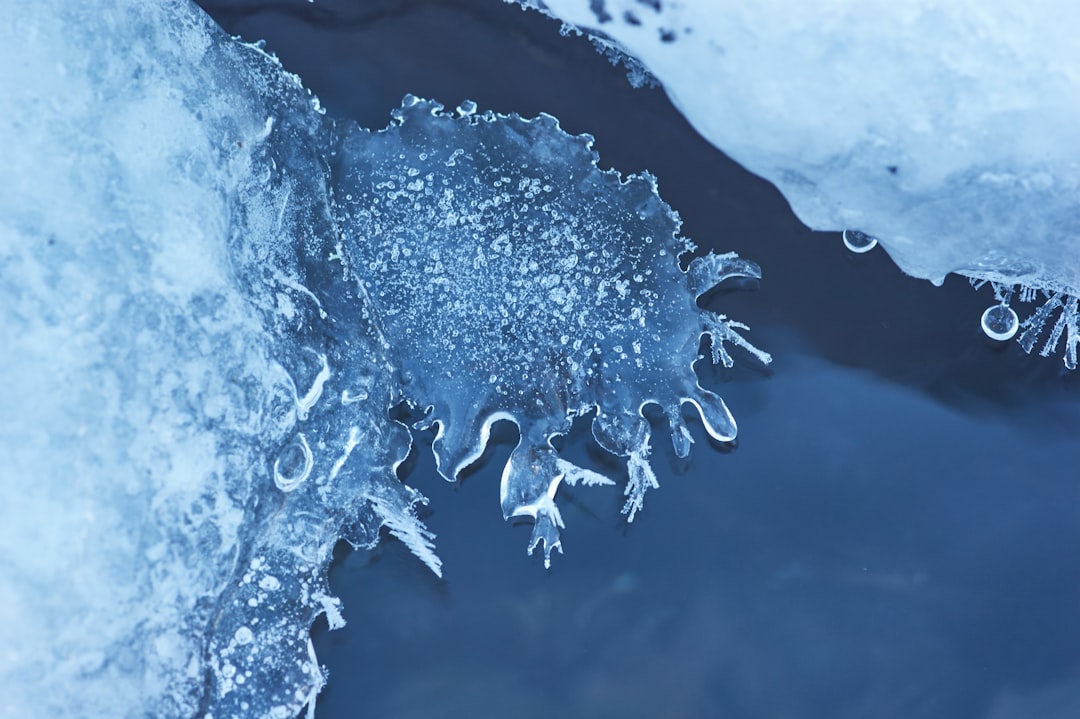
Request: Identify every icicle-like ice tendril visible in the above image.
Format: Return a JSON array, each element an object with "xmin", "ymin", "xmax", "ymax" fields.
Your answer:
[
  {"xmin": 336, "ymin": 96, "xmax": 770, "ymax": 566},
  {"xmin": 1018, "ymin": 292, "xmax": 1080, "ymax": 369}
]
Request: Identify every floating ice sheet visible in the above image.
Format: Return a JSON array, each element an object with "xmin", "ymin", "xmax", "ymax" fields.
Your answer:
[{"xmin": 337, "ymin": 96, "xmax": 769, "ymax": 565}]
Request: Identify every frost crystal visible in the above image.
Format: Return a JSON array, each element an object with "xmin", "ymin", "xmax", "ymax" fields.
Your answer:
[
  {"xmin": 972, "ymin": 280, "xmax": 1080, "ymax": 368},
  {"xmin": 513, "ymin": 0, "xmax": 1080, "ymax": 363},
  {"xmin": 336, "ymin": 97, "xmax": 769, "ymax": 566}
]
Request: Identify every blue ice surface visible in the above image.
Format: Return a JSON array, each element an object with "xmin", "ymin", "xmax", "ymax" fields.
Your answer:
[{"xmin": 195, "ymin": 2, "xmax": 1080, "ymax": 718}]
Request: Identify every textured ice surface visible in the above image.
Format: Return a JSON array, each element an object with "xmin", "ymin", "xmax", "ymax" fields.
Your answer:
[
  {"xmin": 337, "ymin": 97, "xmax": 769, "ymax": 565},
  {"xmin": 0, "ymin": 0, "xmax": 764, "ymax": 715},
  {"xmin": 511, "ymin": 0, "xmax": 1080, "ymax": 359},
  {"xmin": 0, "ymin": 2, "xmax": 431, "ymax": 717}
]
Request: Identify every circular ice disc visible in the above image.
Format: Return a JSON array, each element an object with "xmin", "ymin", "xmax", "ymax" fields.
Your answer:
[
  {"xmin": 980, "ymin": 304, "xmax": 1020, "ymax": 341},
  {"xmin": 842, "ymin": 229, "xmax": 879, "ymax": 253}
]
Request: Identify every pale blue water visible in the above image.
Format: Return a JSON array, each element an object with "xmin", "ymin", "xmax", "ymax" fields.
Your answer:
[{"xmin": 199, "ymin": 3, "xmax": 1080, "ymax": 717}]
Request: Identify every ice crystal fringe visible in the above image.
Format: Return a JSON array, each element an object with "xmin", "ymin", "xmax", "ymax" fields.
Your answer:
[
  {"xmin": 971, "ymin": 278, "xmax": 1080, "ymax": 369},
  {"xmin": 338, "ymin": 95, "xmax": 771, "ymax": 568}
]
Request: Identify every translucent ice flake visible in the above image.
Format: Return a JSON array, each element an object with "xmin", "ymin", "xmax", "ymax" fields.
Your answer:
[{"xmin": 336, "ymin": 97, "xmax": 770, "ymax": 566}]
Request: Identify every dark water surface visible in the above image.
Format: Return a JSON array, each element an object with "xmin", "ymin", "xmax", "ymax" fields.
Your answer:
[{"xmin": 199, "ymin": 2, "xmax": 1080, "ymax": 717}]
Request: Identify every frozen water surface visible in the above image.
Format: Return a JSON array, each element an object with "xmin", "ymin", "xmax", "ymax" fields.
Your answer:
[
  {"xmin": 4, "ymin": 0, "xmax": 1080, "ymax": 717},
  {"xmin": 0, "ymin": 0, "xmax": 764, "ymax": 716}
]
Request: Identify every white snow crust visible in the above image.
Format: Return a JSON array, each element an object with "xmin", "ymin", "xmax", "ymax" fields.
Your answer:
[{"xmin": 515, "ymin": 0, "xmax": 1080, "ymax": 296}]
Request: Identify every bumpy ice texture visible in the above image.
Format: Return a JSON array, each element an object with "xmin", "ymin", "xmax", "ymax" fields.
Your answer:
[
  {"xmin": 0, "ymin": 0, "xmax": 766, "ymax": 717},
  {"xmin": 510, "ymin": 0, "xmax": 1080, "ymax": 364},
  {"xmin": 337, "ymin": 97, "xmax": 770, "ymax": 566},
  {"xmin": 0, "ymin": 2, "xmax": 433, "ymax": 717}
]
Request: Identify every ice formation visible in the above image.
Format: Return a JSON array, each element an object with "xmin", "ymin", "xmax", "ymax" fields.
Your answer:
[
  {"xmin": 0, "ymin": 0, "xmax": 764, "ymax": 716},
  {"xmin": 509, "ymin": 0, "xmax": 1080, "ymax": 364},
  {"xmin": 337, "ymin": 96, "xmax": 769, "ymax": 565}
]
